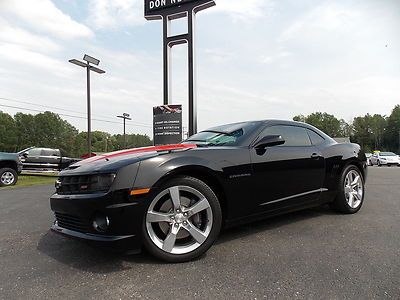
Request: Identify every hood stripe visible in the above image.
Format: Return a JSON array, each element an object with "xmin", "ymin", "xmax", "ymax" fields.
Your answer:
[{"xmin": 81, "ymin": 144, "xmax": 197, "ymax": 164}]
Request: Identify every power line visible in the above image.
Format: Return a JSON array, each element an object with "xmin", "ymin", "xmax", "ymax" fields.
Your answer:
[
  {"xmin": 0, "ymin": 104, "xmax": 153, "ymax": 128},
  {"xmin": 0, "ymin": 96, "xmax": 153, "ymax": 127}
]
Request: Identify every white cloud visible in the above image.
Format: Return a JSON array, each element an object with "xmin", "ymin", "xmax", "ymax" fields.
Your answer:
[
  {"xmin": 87, "ymin": 0, "xmax": 145, "ymax": 30},
  {"xmin": 0, "ymin": 20, "xmax": 61, "ymax": 52},
  {"xmin": 0, "ymin": 0, "xmax": 93, "ymax": 39},
  {"xmin": 213, "ymin": 0, "xmax": 273, "ymax": 20},
  {"xmin": 260, "ymin": 51, "xmax": 292, "ymax": 65},
  {"xmin": 280, "ymin": 2, "xmax": 361, "ymax": 42}
]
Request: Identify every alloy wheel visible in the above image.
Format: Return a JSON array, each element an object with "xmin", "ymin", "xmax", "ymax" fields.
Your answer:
[
  {"xmin": 344, "ymin": 170, "xmax": 363, "ymax": 209},
  {"xmin": 145, "ymin": 185, "xmax": 213, "ymax": 255},
  {"xmin": 1, "ymin": 172, "xmax": 15, "ymax": 185}
]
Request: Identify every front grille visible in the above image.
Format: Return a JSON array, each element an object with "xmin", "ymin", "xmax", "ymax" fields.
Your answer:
[
  {"xmin": 56, "ymin": 175, "xmax": 92, "ymax": 194},
  {"xmin": 54, "ymin": 212, "xmax": 90, "ymax": 233}
]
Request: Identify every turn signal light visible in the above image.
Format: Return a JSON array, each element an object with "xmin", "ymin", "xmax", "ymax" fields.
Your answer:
[{"xmin": 130, "ymin": 188, "xmax": 150, "ymax": 196}]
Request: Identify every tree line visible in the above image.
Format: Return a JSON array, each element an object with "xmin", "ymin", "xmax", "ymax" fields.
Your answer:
[
  {"xmin": 293, "ymin": 105, "xmax": 400, "ymax": 153},
  {"xmin": 1, "ymin": 105, "xmax": 399, "ymax": 156},
  {"xmin": 0, "ymin": 111, "xmax": 152, "ymax": 157}
]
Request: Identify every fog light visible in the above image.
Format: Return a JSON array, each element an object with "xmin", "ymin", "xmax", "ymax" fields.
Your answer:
[{"xmin": 93, "ymin": 213, "xmax": 110, "ymax": 232}]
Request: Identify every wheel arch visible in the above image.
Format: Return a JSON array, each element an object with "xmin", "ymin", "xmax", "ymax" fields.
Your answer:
[
  {"xmin": 341, "ymin": 158, "xmax": 366, "ymax": 181},
  {"xmin": 0, "ymin": 160, "xmax": 18, "ymax": 171},
  {"xmin": 153, "ymin": 165, "xmax": 228, "ymax": 222}
]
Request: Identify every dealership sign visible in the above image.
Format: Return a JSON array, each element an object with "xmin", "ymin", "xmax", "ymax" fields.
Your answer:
[
  {"xmin": 145, "ymin": 0, "xmax": 215, "ymax": 19},
  {"xmin": 144, "ymin": 0, "xmax": 215, "ymax": 137},
  {"xmin": 153, "ymin": 105, "xmax": 183, "ymax": 145}
]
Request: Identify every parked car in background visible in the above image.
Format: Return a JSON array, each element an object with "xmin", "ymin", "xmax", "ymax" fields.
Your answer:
[
  {"xmin": 0, "ymin": 152, "xmax": 23, "ymax": 187},
  {"xmin": 18, "ymin": 147, "xmax": 80, "ymax": 171},
  {"xmin": 370, "ymin": 152, "xmax": 400, "ymax": 167},
  {"xmin": 365, "ymin": 153, "xmax": 372, "ymax": 166}
]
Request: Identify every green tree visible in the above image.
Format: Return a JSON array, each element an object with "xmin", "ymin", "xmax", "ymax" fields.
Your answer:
[
  {"xmin": 113, "ymin": 133, "xmax": 152, "ymax": 150},
  {"xmin": 14, "ymin": 112, "xmax": 36, "ymax": 151},
  {"xmin": 0, "ymin": 111, "xmax": 17, "ymax": 152},
  {"xmin": 385, "ymin": 105, "xmax": 400, "ymax": 152},
  {"xmin": 34, "ymin": 112, "xmax": 78, "ymax": 156},
  {"xmin": 293, "ymin": 112, "xmax": 345, "ymax": 137}
]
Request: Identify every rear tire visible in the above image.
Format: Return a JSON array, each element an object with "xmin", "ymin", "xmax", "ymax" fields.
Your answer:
[
  {"xmin": 0, "ymin": 168, "xmax": 18, "ymax": 187},
  {"xmin": 330, "ymin": 165, "xmax": 364, "ymax": 214},
  {"xmin": 142, "ymin": 176, "xmax": 222, "ymax": 263}
]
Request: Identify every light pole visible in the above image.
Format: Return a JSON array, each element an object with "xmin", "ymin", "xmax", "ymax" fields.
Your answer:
[
  {"xmin": 117, "ymin": 113, "xmax": 132, "ymax": 149},
  {"xmin": 69, "ymin": 54, "xmax": 105, "ymax": 158}
]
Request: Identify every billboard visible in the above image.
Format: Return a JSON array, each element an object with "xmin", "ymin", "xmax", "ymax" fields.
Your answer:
[{"xmin": 153, "ymin": 105, "xmax": 183, "ymax": 145}]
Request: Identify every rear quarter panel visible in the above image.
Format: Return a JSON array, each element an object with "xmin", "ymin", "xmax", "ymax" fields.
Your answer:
[{"xmin": 319, "ymin": 142, "xmax": 367, "ymax": 200}]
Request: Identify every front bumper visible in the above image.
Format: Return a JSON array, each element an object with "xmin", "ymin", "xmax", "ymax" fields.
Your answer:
[{"xmin": 50, "ymin": 190, "xmax": 148, "ymax": 252}]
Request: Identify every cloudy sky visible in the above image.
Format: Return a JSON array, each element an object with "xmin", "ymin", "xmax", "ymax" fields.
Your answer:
[{"xmin": 0, "ymin": 0, "xmax": 399, "ymax": 137}]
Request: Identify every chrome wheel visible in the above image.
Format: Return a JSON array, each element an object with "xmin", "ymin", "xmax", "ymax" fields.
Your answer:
[
  {"xmin": 146, "ymin": 186, "xmax": 213, "ymax": 255},
  {"xmin": 344, "ymin": 170, "xmax": 363, "ymax": 209},
  {"xmin": 1, "ymin": 171, "xmax": 15, "ymax": 185}
]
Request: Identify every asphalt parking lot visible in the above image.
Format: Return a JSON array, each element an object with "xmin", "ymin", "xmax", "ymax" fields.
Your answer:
[{"xmin": 0, "ymin": 167, "xmax": 399, "ymax": 299}]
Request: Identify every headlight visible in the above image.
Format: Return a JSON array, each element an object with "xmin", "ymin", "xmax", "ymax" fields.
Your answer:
[
  {"xmin": 87, "ymin": 174, "xmax": 116, "ymax": 192},
  {"xmin": 381, "ymin": 158, "xmax": 387, "ymax": 160},
  {"xmin": 56, "ymin": 173, "xmax": 116, "ymax": 194}
]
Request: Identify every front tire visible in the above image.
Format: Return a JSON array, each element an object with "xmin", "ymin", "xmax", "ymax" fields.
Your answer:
[
  {"xmin": 0, "ymin": 168, "xmax": 18, "ymax": 187},
  {"xmin": 142, "ymin": 176, "xmax": 222, "ymax": 263},
  {"xmin": 330, "ymin": 165, "xmax": 364, "ymax": 214}
]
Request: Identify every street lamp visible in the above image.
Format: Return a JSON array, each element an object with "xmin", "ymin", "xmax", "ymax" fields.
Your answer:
[
  {"xmin": 69, "ymin": 54, "xmax": 105, "ymax": 158},
  {"xmin": 117, "ymin": 113, "xmax": 132, "ymax": 149}
]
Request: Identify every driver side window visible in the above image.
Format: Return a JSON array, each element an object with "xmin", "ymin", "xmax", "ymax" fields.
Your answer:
[{"xmin": 260, "ymin": 125, "xmax": 312, "ymax": 147}]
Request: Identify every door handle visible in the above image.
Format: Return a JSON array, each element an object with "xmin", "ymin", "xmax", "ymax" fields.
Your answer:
[{"xmin": 311, "ymin": 153, "xmax": 319, "ymax": 159}]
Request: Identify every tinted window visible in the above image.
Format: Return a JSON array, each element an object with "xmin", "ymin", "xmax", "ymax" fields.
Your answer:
[
  {"xmin": 41, "ymin": 149, "xmax": 58, "ymax": 156},
  {"xmin": 185, "ymin": 122, "xmax": 260, "ymax": 147},
  {"xmin": 307, "ymin": 129, "xmax": 325, "ymax": 145},
  {"xmin": 28, "ymin": 148, "xmax": 42, "ymax": 156},
  {"xmin": 260, "ymin": 125, "xmax": 311, "ymax": 147}
]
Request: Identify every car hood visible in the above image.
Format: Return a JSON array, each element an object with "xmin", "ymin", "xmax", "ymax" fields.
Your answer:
[
  {"xmin": 60, "ymin": 144, "xmax": 197, "ymax": 175},
  {"xmin": 0, "ymin": 152, "xmax": 18, "ymax": 160}
]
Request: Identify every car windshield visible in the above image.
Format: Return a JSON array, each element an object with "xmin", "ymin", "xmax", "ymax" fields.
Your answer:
[
  {"xmin": 380, "ymin": 152, "xmax": 396, "ymax": 156},
  {"xmin": 17, "ymin": 147, "xmax": 34, "ymax": 155},
  {"xmin": 183, "ymin": 122, "xmax": 259, "ymax": 147}
]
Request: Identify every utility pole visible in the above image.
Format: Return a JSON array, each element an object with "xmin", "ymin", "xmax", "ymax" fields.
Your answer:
[
  {"xmin": 117, "ymin": 113, "xmax": 132, "ymax": 149},
  {"xmin": 69, "ymin": 54, "xmax": 105, "ymax": 158}
]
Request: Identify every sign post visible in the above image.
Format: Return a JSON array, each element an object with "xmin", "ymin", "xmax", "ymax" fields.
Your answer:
[{"xmin": 144, "ymin": 0, "xmax": 216, "ymax": 137}]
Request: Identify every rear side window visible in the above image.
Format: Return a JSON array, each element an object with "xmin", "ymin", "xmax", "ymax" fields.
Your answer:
[
  {"xmin": 260, "ymin": 125, "xmax": 312, "ymax": 147},
  {"xmin": 307, "ymin": 129, "xmax": 325, "ymax": 145},
  {"xmin": 41, "ymin": 149, "xmax": 57, "ymax": 156}
]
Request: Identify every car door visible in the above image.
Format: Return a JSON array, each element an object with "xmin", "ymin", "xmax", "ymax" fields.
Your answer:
[
  {"xmin": 249, "ymin": 125, "xmax": 325, "ymax": 213},
  {"xmin": 41, "ymin": 149, "xmax": 60, "ymax": 169},
  {"xmin": 23, "ymin": 148, "xmax": 43, "ymax": 169}
]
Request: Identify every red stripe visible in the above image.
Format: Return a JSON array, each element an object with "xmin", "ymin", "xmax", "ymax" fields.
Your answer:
[{"xmin": 82, "ymin": 144, "xmax": 197, "ymax": 163}]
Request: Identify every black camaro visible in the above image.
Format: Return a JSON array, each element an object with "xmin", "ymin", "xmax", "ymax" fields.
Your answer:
[{"xmin": 50, "ymin": 120, "xmax": 367, "ymax": 262}]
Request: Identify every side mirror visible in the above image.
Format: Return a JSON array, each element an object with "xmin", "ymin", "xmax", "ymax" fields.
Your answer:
[
  {"xmin": 22, "ymin": 152, "xmax": 29, "ymax": 158},
  {"xmin": 254, "ymin": 135, "xmax": 285, "ymax": 150}
]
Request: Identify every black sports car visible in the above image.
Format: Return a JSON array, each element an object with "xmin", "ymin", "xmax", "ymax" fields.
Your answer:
[{"xmin": 50, "ymin": 120, "xmax": 367, "ymax": 262}]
